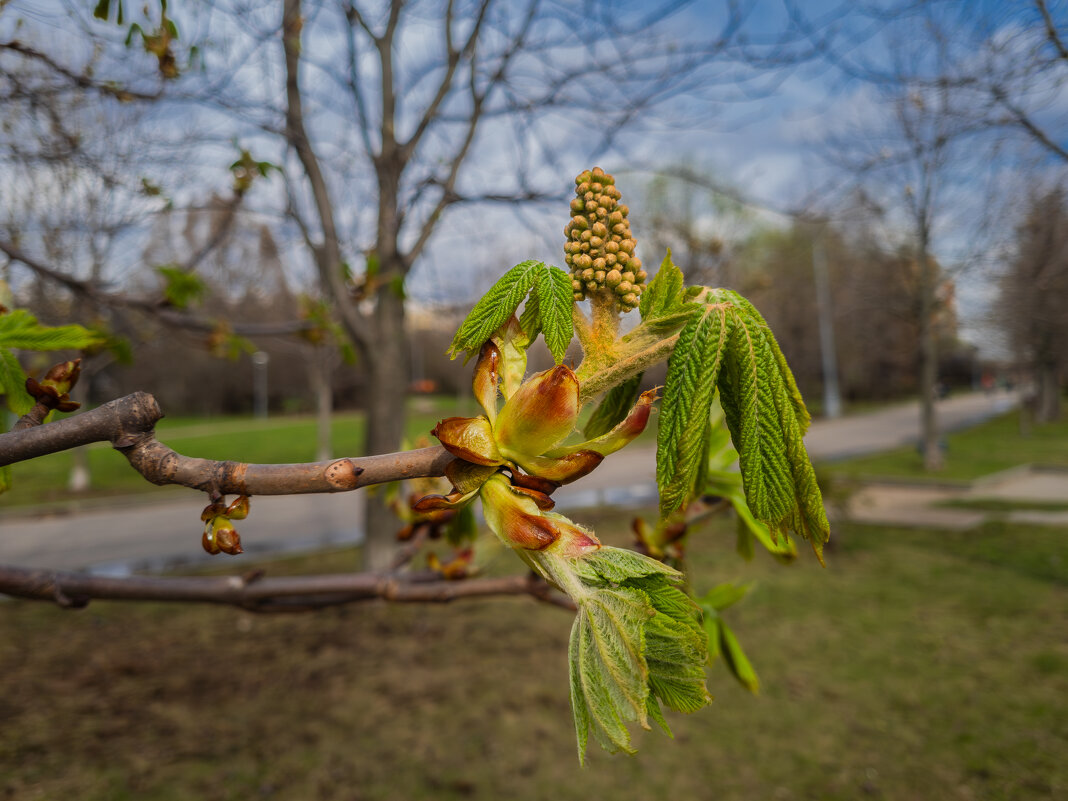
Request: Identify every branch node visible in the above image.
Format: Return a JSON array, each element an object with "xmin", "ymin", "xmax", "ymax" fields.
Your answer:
[
  {"xmin": 53, "ymin": 580, "xmax": 89, "ymax": 610},
  {"xmin": 325, "ymin": 458, "xmax": 364, "ymax": 489}
]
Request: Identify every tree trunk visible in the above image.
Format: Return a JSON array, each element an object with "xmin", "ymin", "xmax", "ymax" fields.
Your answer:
[
  {"xmin": 1034, "ymin": 360, "xmax": 1062, "ymax": 423},
  {"xmin": 307, "ymin": 346, "xmax": 333, "ymax": 463},
  {"xmin": 917, "ymin": 249, "xmax": 943, "ymax": 471},
  {"xmin": 361, "ymin": 285, "xmax": 409, "ymax": 571}
]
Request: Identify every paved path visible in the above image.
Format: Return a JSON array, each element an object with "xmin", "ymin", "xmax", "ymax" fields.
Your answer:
[
  {"xmin": 844, "ymin": 466, "xmax": 1068, "ymax": 530},
  {"xmin": 0, "ymin": 390, "xmax": 1026, "ymax": 573},
  {"xmin": 555, "ymin": 389, "xmax": 1021, "ymax": 499}
]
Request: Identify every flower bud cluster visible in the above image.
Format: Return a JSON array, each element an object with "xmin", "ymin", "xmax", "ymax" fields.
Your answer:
[
  {"xmin": 201, "ymin": 495, "xmax": 250, "ymax": 556},
  {"xmin": 563, "ymin": 167, "xmax": 646, "ymax": 311}
]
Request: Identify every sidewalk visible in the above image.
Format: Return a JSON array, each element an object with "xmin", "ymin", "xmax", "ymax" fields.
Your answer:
[
  {"xmin": 0, "ymin": 390, "xmax": 1047, "ymax": 573},
  {"xmin": 843, "ymin": 466, "xmax": 1068, "ymax": 530}
]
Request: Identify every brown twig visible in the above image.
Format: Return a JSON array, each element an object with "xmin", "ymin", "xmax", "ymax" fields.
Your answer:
[
  {"xmin": 0, "ymin": 238, "xmax": 316, "ymax": 338},
  {"xmin": 0, "ymin": 564, "xmax": 572, "ymax": 613},
  {"xmin": 390, "ymin": 523, "xmax": 432, "ymax": 570},
  {"xmin": 0, "ymin": 391, "xmax": 454, "ymax": 494}
]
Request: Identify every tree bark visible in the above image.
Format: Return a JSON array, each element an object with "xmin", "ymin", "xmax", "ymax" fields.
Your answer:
[
  {"xmin": 307, "ymin": 346, "xmax": 334, "ymax": 463},
  {"xmin": 1035, "ymin": 359, "xmax": 1062, "ymax": 423},
  {"xmin": 917, "ymin": 247, "xmax": 943, "ymax": 471},
  {"xmin": 362, "ymin": 284, "xmax": 410, "ymax": 571}
]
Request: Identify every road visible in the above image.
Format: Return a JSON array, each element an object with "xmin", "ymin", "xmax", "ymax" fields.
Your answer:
[{"xmin": 0, "ymin": 390, "xmax": 1018, "ymax": 573}]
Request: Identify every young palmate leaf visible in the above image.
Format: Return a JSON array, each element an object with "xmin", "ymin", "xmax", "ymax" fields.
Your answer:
[
  {"xmin": 639, "ymin": 250, "xmax": 687, "ymax": 322},
  {"xmin": 0, "ymin": 310, "xmax": 100, "ymax": 417},
  {"xmin": 451, "ymin": 260, "xmax": 574, "ymax": 364},
  {"xmin": 156, "ymin": 265, "xmax": 207, "ymax": 309},
  {"xmin": 712, "ymin": 289, "xmax": 828, "ymax": 561},
  {"xmin": 549, "ymin": 548, "xmax": 711, "ymax": 763},
  {"xmin": 0, "ymin": 310, "xmax": 101, "ymax": 352},
  {"xmin": 448, "ymin": 260, "xmax": 544, "ymax": 359},
  {"xmin": 655, "ymin": 288, "xmax": 829, "ymax": 560},
  {"xmin": 533, "ymin": 265, "xmax": 575, "ymax": 363},
  {"xmin": 656, "ymin": 302, "xmax": 732, "ymax": 516}
]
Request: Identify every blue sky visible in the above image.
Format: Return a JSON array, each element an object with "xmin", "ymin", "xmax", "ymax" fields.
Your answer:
[{"xmin": 3, "ymin": 1, "xmax": 1067, "ymax": 357}]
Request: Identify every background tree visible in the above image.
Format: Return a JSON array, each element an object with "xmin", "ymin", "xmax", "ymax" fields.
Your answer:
[
  {"xmin": 998, "ymin": 185, "xmax": 1068, "ymax": 422},
  {"xmin": 266, "ymin": 0, "xmax": 784, "ymax": 567}
]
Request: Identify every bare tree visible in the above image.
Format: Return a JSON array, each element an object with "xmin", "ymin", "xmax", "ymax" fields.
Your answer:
[
  {"xmin": 268, "ymin": 0, "xmax": 773, "ymax": 567},
  {"xmin": 811, "ymin": 2, "xmax": 998, "ymax": 469},
  {"xmin": 998, "ymin": 185, "xmax": 1068, "ymax": 422}
]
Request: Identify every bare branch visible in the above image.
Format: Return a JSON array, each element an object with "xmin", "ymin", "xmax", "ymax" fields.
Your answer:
[
  {"xmin": 283, "ymin": 0, "xmax": 371, "ymax": 348},
  {"xmin": 405, "ymin": 0, "xmax": 539, "ymax": 264},
  {"xmin": 1037, "ymin": 0, "xmax": 1068, "ymax": 63},
  {"xmin": 399, "ymin": 0, "xmax": 492, "ymax": 160},
  {"xmin": 0, "ymin": 39, "xmax": 162, "ymax": 102},
  {"xmin": 0, "ymin": 564, "xmax": 572, "ymax": 613},
  {"xmin": 996, "ymin": 92, "xmax": 1068, "ymax": 163},
  {"xmin": 0, "ymin": 238, "xmax": 315, "ymax": 337},
  {"xmin": 0, "ymin": 391, "xmax": 454, "ymax": 495}
]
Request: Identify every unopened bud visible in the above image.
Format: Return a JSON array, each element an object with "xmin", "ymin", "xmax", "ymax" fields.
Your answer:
[
  {"xmin": 213, "ymin": 518, "xmax": 243, "ymax": 555},
  {"xmin": 225, "ymin": 495, "xmax": 251, "ymax": 520}
]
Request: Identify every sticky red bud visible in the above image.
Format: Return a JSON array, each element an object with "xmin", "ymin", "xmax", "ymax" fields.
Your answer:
[
  {"xmin": 432, "ymin": 416, "xmax": 503, "ymax": 466},
  {"xmin": 472, "ymin": 341, "xmax": 501, "ymax": 422},
  {"xmin": 495, "ymin": 365, "xmax": 580, "ymax": 458}
]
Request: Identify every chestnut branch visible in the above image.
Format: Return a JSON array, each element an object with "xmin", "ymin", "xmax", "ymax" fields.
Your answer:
[
  {"xmin": 0, "ymin": 564, "xmax": 574, "ymax": 613},
  {"xmin": 0, "ymin": 391, "xmax": 454, "ymax": 495}
]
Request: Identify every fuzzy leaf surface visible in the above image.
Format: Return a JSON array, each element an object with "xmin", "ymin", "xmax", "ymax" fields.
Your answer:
[
  {"xmin": 553, "ymin": 546, "xmax": 711, "ymax": 764},
  {"xmin": 656, "ymin": 303, "xmax": 731, "ymax": 517},
  {"xmin": 534, "ymin": 265, "xmax": 575, "ymax": 363},
  {"xmin": 639, "ymin": 250, "xmax": 687, "ymax": 321},
  {"xmin": 448, "ymin": 261, "xmax": 544, "ymax": 359},
  {"xmin": 583, "ymin": 373, "xmax": 642, "ymax": 440},
  {"xmin": 711, "ymin": 289, "xmax": 828, "ymax": 560},
  {"xmin": 654, "ymin": 288, "xmax": 829, "ymax": 559},
  {"xmin": 0, "ymin": 310, "xmax": 101, "ymax": 352}
]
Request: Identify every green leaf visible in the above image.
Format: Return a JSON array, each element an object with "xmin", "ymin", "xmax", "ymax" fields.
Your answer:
[
  {"xmin": 699, "ymin": 582, "xmax": 751, "ymax": 612},
  {"xmin": 583, "ymin": 373, "xmax": 642, "ymax": 440},
  {"xmin": 534, "ymin": 266, "xmax": 575, "ymax": 363},
  {"xmin": 0, "ymin": 310, "xmax": 101, "ymax": 352},
  {"xmin": 0, "ymin": 348, "xmax": 32, "ymax": 416},
  {"xmin": 569, "ymin": 586, "xmax": 651, "ymax": 760},
  {"xmin": 156, "ymin": 265, "xmax": 206, "ymax": 309},
  {"xmin": 656, "ymin": 303, "xmax": 732, "ymax": 517},
  {"xmin": 634, "ymin": 576, "xmax": 710, "ymax": 716},
  {"xmin": 703, "ymin": 615, "xmax": 722, "ymax": 663},
  {"xmin": 718, "ymin": 621, "xmax": 760, "ymax": 693},
  {"xmin": 639, "ymin": 250, "xmax": 686, "ymax": 321},
  {"xmin": 713, "ymin": 290, "xmax": 828, "ymax": 561},
  {"xmin": 724, "ymin": 292, "xmax": 810, "ymax": 434},
  {"xmin": 518, "ymin": 289, "xmax": 541, "ymax": 343},
  {"xmin": 0, "ymin": 464, "xmax": 10, "ymax": 495},
  {"xmin": 448, "ymin": 260, "xmax": 544, "ymax": 359},
  {"xmin": 550, "ymin": 546, "xmax": 710, "ymax": 763}
]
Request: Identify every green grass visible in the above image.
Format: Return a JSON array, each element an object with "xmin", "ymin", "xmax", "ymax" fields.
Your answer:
[
  {"xmin": 937, "ymin": 497, "xmax": 1068, "ymax": 514},
  {"xmin": 1, "ymin": 396, "xmax": 480, "ymax": 509},
  {"xmin": 0, "ymin": 512, "xmax": 1064, "ymax": 800},
  {"xmin": 826, "ymin": 411, "xmax": 1068, "ymax": 482}
]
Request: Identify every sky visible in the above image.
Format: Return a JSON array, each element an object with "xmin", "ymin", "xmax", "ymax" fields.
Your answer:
[{"xmin": 3, "ymin": 0, "xmax": 1068, "ymax": 358}]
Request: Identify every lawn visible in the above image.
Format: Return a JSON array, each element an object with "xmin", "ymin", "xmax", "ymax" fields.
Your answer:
[
  {"xmin": 825, "ymin": 411, "xmax": 1068, "ymax": 482},
  {"xmin": 1, "ymin": 511, "xmax": 1064, "ymax": 800},
  {"xmin": 0, "ymin": 396, "xmax": 480, "ymax": 509}
]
